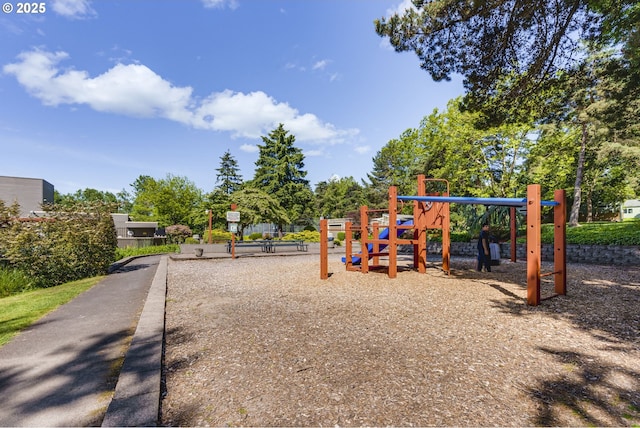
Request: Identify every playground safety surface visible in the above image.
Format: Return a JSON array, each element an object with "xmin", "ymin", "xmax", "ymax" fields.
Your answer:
[{"xmin": 161, "ymin": 254, "xmax": 639, "ymax": 427}]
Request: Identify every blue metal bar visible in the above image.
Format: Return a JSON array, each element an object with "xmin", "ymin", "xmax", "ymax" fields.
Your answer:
[{"xmin": 397, "ymin": 195, "xmax": 559, "ymax": 207}]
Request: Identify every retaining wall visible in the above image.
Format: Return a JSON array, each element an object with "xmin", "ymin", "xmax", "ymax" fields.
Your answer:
[{"xmin": 420, "ymin": 242, "xmax": 640, "ymax": 266}]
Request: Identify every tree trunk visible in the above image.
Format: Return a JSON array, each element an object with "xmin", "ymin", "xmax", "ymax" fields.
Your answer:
[{"xmin": 569, "ymin": 122, "xmax": 588, "ymax": 227}]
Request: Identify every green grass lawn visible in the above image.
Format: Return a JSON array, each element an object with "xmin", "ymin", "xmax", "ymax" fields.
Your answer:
[{"xmin": 0, "ymin": 276, "xmax": 103, "ymax": 347}]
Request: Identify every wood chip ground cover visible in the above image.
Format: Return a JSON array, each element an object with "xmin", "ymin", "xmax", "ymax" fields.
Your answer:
[{"xmin": 161, "ymin": 254, "xmax": 640, "ymax": 427}]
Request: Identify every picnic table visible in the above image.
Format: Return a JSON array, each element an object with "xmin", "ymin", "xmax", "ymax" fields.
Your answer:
[{"xmin": 226, "ymin": 239, "xmax": 308, "ymax": 253}]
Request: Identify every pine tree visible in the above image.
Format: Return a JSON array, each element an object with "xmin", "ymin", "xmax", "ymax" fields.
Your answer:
[{"xmin": 215, "ymin": 150, "xmax": 243, "ymax": 195}]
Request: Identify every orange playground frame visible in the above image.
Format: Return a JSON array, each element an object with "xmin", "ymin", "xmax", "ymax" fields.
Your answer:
[{"xmin": 320, "ymin": 175, "xmax": 566, "ymax": 306}]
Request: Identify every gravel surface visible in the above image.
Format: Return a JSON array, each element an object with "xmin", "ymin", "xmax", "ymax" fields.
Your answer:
[{"xmin": 161, "ymin": 253, "xmax": 640, "ymax": 427}]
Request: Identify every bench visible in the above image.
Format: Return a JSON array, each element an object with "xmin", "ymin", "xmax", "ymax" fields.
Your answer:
[
  {"xmin": 226, "ymin": 240, "xmax": 270, "ymax": 253},
  {"xmin": 264, "ymin": 240, "xmax": 308, "ymax": 253}
]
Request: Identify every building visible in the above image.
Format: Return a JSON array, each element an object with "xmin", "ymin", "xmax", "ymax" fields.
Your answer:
[
  {"xmin": 324, "ymin": 218, "xmax": 353, "ymax": 233},
  {"xmin": 621, "ymin": 199, "xmax": 640, "ymax": 220},
  {"xmin": 0, "ymin": 176, "xmax": 54, "ymax": 217},
  {"xmin": 111, "ymin": 213, "xmax": 158, "ymax": 238}
]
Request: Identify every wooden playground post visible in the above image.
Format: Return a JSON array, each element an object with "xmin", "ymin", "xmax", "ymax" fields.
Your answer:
[
  {"xmin": 526, "ymin": 184, "xmax": 541, "ymax": 306},
  {"xmin": 360, "ymin": 205, "xmax": 369, "ymax": 274},
  {"xmin": 388, "ymin": 186, "xmax": 398, "ymax": 278},
  {"xmin": 320, "ymin": 219, "xmax": 328, "ymax": 279},
  {"xmin": 415, "ymin": 174, "xmax": 427, "ymax": 273},
  {"xmin": 554, "ymin": 189, "xmax": 567, "ymax": 296},
  {"xmin": 372, "ymin": 223, "xmax": 380, "ymax": 266},
  {"xmin": 345, "ymin": 221, "xmax": 354, "ymax": 271}
]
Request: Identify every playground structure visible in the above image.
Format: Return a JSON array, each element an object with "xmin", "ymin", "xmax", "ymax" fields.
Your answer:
[{"xmin": 320, "ymin": 174, "xmax": 567, "ymax": 306}]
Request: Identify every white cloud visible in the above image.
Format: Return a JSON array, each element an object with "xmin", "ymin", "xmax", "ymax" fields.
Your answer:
[
  {"xmin": 239, "ymin": 144, "xmax": 258, "ymax": 153},
  {"xmin": 312, "ymin": 59, "xmax": 330, "ymax": 70},
  {"xmin": 3, "ymin": 49, "xmax": 193, "ymax": 122},
  {"xmin": 4, "ymin": 48, "xmax": 359, "ymax": 145},
  {"xmin": 51, "ymin": 0, "xmax": 96, "ymax": 19},
  {"xmin": 201, "ymin": 0, "xmax": 239, "ymax": 10}
]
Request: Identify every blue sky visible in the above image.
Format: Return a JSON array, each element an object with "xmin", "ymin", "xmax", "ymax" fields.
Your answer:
[{"xmin": 1, "ymin": 0, "xmax": 463, "ymax": 195}]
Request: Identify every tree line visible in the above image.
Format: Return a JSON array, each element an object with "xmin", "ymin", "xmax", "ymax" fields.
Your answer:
[{"xmin": 55, "ymin": 97, "xmax": 638, "ymax": 240}]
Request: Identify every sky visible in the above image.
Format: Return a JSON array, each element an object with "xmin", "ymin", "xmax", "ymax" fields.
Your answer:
[{"xmin": 0, "ymin": 0, "xmax": 464, "ymax": 195}]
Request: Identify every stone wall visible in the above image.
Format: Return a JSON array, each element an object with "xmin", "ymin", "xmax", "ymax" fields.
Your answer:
[{"xmin": 421, "ymin": 242, "xmax": 640, "ymax": 266}]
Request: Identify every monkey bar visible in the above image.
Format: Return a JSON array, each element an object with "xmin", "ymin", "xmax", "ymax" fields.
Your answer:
[{"xmin": 397, "ymin": 195, "xmax": 560, "ymax": 207}]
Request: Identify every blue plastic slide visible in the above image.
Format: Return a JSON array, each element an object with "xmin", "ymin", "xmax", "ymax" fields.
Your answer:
[{"xmin": 342, "ymin": 219, "xmax": 414, "ymax": 265}]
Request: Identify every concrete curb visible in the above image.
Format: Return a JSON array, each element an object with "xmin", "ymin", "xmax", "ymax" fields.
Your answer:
[{"xmin": 102, "ymin": 255, "xmax": 167, "ymax": 427}]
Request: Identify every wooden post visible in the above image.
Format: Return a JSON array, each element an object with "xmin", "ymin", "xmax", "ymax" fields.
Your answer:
[
  {"xmin": 510, "ymin": 206, "xmax": 517, "ymax": 262},
  {"xmin": 372, "ymin": 223, "xmax": 380, "ymax": 266},
  {"xmin": 526, "ymin": 184, "xmax": 541, "ymax": 306},
  {"xmin": 416, "ymin": 174, "xmax": 427, "ymax": 273},
  {"xmin": 554, "ymin": 189, "xmax": 566, "ymax": 295},
  {"xmin": 360, "ymin": 205, "xmax": 369, "ymax": 274},
  {"xmin": 388, "ymin": 186, "xmax": 398, "ymax": 278},
  {"xmin": 345, "ymin": 221, "xmax": 353, "ymax": 271},
  {"xmin": 320, "ymin": 219, "xmax": 328, "ymax": 279}
]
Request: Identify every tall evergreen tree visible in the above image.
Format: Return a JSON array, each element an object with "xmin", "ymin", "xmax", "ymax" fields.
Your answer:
[
  {"xmin": 250, "ymin": 124, "xmax": 313, "ymax": 232},
  {"xmin": 215, "ymin": 150, "xmax": 243, "ymax": 195}
]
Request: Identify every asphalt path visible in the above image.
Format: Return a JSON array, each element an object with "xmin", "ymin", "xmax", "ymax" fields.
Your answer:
[{"xmin": 0, "ymin": 256, "xmax": 160, "ymax": 427}]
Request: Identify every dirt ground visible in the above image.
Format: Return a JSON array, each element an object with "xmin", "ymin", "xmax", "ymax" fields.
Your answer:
[{"xmin": 160, "ymin": 253, "xmax": 640, "ymax": 427}]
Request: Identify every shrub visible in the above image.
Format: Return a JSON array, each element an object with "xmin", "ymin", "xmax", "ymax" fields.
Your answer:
[
  {"xmin": 3, "ymin": 203, "xmax": 117, "ymax": 288},
  {"xmin": 248, "ymin": 232, "xmax": 263, "ymax": 241},
  {"xmin": 337, "ymin": 232, "xmax": 345, "ymax": 241},
  {"xmin": 203, "ymin": 229, "xmax": 232, "ymax": 242},
  {"xmin": 116, "ymin": 244, "xmax": 179, "ymax": 259},
  {"xmin": 542, "ymin": 220, "xmax": 640, "ymax": 245},
  {"xmin": 166, "ymin": 224, "xmax": 192, "ymax": 244},
  {"xmin": 184, "ymin": 237, "xmax": 199, "ymax": 244},
  {"xmin": 281, "ymin": 230, "xmax": 320, "ymax": 242},
  {"xmin": 451, "ymin": 231, "xmax": 472, "ymax": 242}
]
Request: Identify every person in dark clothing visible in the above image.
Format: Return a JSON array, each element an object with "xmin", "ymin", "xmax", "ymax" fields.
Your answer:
[{"xmin": 477, "ymin": 223, "xmax": 491, "ymax": 272}]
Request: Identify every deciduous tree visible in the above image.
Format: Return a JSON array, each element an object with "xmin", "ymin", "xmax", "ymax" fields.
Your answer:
[
  {"xmin": 130, "ymin": 174, "xmax": 204, "ymax": 229},
  {"xmin": 315, "ymin": 176, "xmax": 365, "ymax": 219},
  {"xmin": 229, "ymin": 188, "xmax": 290, "ymax": 239}
]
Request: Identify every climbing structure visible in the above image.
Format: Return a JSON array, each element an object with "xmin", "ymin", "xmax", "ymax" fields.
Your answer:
[{"xmin": 319, "ymin": 174, "xmax": 567, "ymax": 306}]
